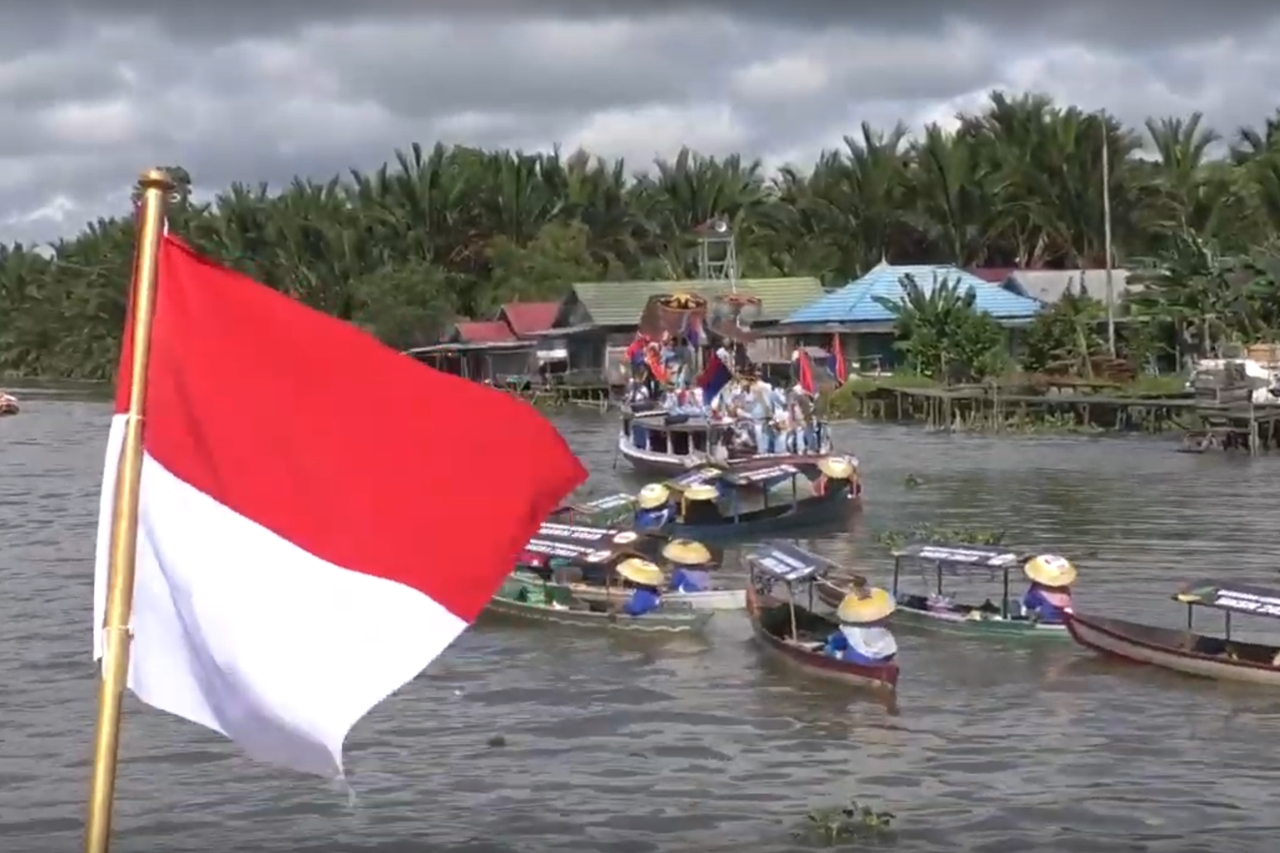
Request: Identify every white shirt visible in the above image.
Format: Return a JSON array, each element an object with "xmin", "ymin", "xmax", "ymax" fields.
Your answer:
[{"xmin": 839, "ymin": 625, "xmax": 898, "ymax": 659}]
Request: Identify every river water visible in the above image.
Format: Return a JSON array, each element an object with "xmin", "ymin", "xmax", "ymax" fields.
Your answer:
[{"xmin": 3, "ymin": 397, "xmax": 1280, "ymax": 852}]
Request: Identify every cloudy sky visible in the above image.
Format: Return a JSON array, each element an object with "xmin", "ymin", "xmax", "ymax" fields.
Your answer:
[{"xmin": 3, "ymin": 1, "xmax": 1279, "ymax": 244}]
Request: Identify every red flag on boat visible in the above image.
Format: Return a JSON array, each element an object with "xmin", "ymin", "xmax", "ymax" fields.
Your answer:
[
  {"xmin": 94, "ymin": 236, "xmax": 586, "ymax": 777},
  {"xmin": 831, "ymin": 333, "xmax": 847, "ymax": 384},
  {"xmin": 797, "ymin": 349, "xmax": 816, "ymax": 395}
]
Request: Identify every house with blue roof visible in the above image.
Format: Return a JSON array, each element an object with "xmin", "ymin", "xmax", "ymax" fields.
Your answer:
[{"xmin": 774, "ymin": 262, "xmax": 1044, "ymax": 371}]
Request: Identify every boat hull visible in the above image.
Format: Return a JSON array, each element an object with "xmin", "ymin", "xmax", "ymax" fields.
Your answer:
[
  {"xmin": 484, "ymin": 576, "xmax": 714, "ymax": 634},
  {"xmin": 746, "ymin": 585, "xmax": 898, "ymax": 690},
  {"xmin": 1066, "ymin": 611, "xmax": 1280, "ymax": 685},
  {"xmin": 666, "ymin": 491, "xmax": 857, "ymax": 543},
  {"xmin": 564, "ymin": 583, "xmax": 745, "ymax": 611},
  {"xmin": 616, "ymin": 433, "xmax": 838, "ymax": 481},
  {"xmin": 815, "ymin": 579, "xmax": 1068, "ymax": 639}
]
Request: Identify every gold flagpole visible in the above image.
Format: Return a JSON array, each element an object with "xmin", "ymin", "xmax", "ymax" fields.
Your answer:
[{"xmin": 84, "ymin": 168, "xmax": 173, "ymax": 853}]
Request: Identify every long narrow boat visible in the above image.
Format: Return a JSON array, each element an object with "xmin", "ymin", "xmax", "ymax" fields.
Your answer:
[
  {"xmin": 489, "ymin": 573, "xmax": 713, "ymax": 633},
  {"xmin": 489, "ymin": 522, "xmax": 715, "ymax": 634},
  {"xmin": 743, "ymin": 541, "xmax": 897, "ymax": 691},
  {"xmin": 816, "ymin": 542, "xmax": 1073, "ymax": 640},
  {"xmin": 645, "ymin": 457, "xmax": 860, "ymax": 543},
  {"xmin": 518, "ymin": 520, "xmax": 741, "ymax": 610},
  {"xmin": 1066, "ymin": 580, "xmax": 1280, "ymax": 685}
]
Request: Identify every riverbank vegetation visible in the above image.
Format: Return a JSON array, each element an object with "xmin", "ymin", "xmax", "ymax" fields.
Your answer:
[{"xmin": 6, "ymin": 92, "xmax": 1280, "ymax": 380}]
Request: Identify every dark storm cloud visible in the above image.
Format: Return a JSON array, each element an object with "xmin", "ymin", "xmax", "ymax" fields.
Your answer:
[
  {"xmin": 0, "ymin": 3, "xmax": 1277, "ymax": 245},
  {"xmin": 12, "ymin": 0, "xmax": 1276, "ymax": 47}
]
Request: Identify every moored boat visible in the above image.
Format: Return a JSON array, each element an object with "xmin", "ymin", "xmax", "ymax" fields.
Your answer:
[
  {"xmin": 639, "ymin": 456, "xmax": 860, "ymax": 542},
  {"xmin": 743, "ymin": 541, "xmax": 897, "ymax": 692},
  {"xmin": 1066, "ymin": 580, "xmax": 1280, "ymax": 685},
  {"xmin": 816, "ymin": 542, "xmax": 1076, "ymax": 640}
]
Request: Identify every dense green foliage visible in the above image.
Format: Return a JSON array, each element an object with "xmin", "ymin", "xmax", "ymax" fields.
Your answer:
[{"xmin": 7, "ymin": 91, "xmax": 1280, "ymax": 380}]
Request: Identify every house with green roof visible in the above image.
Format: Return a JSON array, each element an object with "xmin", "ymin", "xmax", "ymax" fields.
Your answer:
[{"xmin": 552, "ymin": 277, "xmax": 826, "ymax": 384}]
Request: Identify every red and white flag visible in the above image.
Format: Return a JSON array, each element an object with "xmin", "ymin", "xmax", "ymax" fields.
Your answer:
[{"xmin": 93, "ymin": 236, "xmax": 586, "ymax": 777}]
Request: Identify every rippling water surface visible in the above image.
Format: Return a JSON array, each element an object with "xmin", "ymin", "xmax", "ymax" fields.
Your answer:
[{"xmin": 4, "ymin": 398, "xmax": 1280, "ymax": 852}]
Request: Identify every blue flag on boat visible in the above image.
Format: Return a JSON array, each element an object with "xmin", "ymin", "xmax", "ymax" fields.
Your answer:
[{"xmin": 697, "ymin": 348, "xmax": 732, "ymax": 402}]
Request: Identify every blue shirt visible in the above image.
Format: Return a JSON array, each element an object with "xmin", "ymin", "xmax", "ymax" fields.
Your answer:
[
  {"xmin": 1023, "ymin": 585, "xmax": 1067, "ymax": 624},
  {"xmin": 634, "ymin": 506, "xmax": 672, "ymax": 531},
  {"xmin": 622, "ymin": 588, "xmax": 661, "ymax": 616},
  {"xmin": 669, "ymin": 567, "xmax": 710, "ymax": 592},
  {"xmin": 824, "ymin": 630, "xmax": 891, "ymax": 666}
]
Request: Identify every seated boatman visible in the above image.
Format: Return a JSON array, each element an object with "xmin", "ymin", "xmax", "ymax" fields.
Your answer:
[
  {"xmin": 614, "ymin": 557, "xmax": 667, "ymax": 617},
  {"xmin": 678, "ymin": 482, "xmax": 722, "ymax": 525},
  {"xmin": 814, "ymin": 455, "xmax": 857, "ymax": 497},
  {"xmin": 824, "ymin": 586, "xmax": 898, "ymax": 665},
  {"xmin": 662, "ymin": 538, "xmax": 714, "ymax": 592},
  {"xmin": 1021, "ymin": 554, "xmax": 1077, "ymax": 625},
  {"xmin": 634, "ymin": 483, "xmax": 676, "ymax": 530}
]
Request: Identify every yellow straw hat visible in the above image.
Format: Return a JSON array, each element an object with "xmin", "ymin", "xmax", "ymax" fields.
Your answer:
[
  {"xmin": 616, "ymin": 557, "xmax": 665, "ymax": 588},
  {"xmin": 817, "ymin": 456, "xmax": 856, "ymax": 479},
  {"xmin": 683, "ymin": 483, "xmax": 719, "ymax": 502},
  {"xmin": 836, "ymin": 587, "xmax": 896, "ymax": 624},
  {"xmin": 637, "ymin": 483, "xmax": 671, "ymax": 509},
  {"xmin": 662, "ymin": 538, "xmax": 712, "ymax": 565},
  {"xmin": 1023, "ymin": 554, "xmax": 1077, "ymax": 588}
]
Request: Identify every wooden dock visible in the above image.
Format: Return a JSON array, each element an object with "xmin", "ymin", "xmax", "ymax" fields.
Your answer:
[{"xmin": 1180, "ymin": 364, "xmax": 1280, "ymax": 455}]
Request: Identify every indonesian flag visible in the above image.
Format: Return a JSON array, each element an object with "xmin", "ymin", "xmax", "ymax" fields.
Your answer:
[{"xmin": 94, "ymin": 236, "xmax": 586, "ymax": 778}]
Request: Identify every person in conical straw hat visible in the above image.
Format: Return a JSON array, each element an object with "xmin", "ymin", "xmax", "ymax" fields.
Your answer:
[
  {"xmin": 662, "ymin": 538, "xmax": 714, "ymax": 592},
  {"xmin": 678, "ymin": 482, "xmax": 722, "ymax": 525},
  {"xmin": 615, "ymin": 557, "xmax": 667, "ymax": 617},
  {"xmin": 634, "ymin": 483, "xmax": 675, "ymax": 531},
  {"xmin": 823, "ymin": 586, "xmax": 898, "ymax": 665},
  {"xmin": 814, "ymin": 455, "xmax": 857, "ymax": 497},
  {"xmin": 1021, "ymin": 554, "xmax": 1077, "ymax": 625}
]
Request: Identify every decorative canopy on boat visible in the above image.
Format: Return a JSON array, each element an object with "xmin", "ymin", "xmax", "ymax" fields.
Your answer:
[
  {"xmin": 665, "ymin": 466, "xmax": 724, "ymax": 490},
  {"xmin": 1173, "ymin": 581, "xmax": 1280, "ymax": 618},
  {"xmin": 525, "ymin": 522, "xmax": 644, "ymax": 564},
  {"xmin": 743, "ymin": 541, "xmax": 834, "ymax": 582},
  {"xmin": 721, "ymin": 463, "xmax": 799, "ymax": 486},
  {"xmin": 894, "ymin": 542, "xmax": 1022, "ymax": 570}
]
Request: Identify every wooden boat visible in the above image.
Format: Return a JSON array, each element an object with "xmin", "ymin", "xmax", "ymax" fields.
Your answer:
[
  {"xmin": 1066, "ymin": 580, "xmax": 1280, "ymax": 685},
  {"xmin": 488, "ymin": 573, "xmax": 713, "ymax": 633},
  {"xmin": 0, "ymin": 392, "xmax": 18, "ymax": 416},
  {"xmin": 743, "ymin": 541, "xmax": 897, "ymax": 690},
  {"xmin": 647, "ymin": 457, "xmax": 860, "ymax": 542},
  {"xmin": 548, "ymin": 492, "xmax": 636, "ymax": 527},
  {"xmin": 489, "ymin": 523, "xmax": 715, "ymax": 634},
  {"xmin": 617, "ymin": 407, "xmax": 834, "ymax": 478},
  {"xmin": 518, "ymin": 520, "xmax": 741, "ymax": 610},
  {"xmin": 816, "ymin": 542, "xmax": 1073, "ymax": 640}
]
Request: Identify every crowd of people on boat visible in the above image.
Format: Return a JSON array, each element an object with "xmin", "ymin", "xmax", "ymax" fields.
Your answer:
[{"xmin": 624, "ymin": 330, "xmax": 827, "ymax": 456}]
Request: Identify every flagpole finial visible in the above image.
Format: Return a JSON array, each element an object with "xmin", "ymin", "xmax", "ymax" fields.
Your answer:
[{"xmin": 137, "ymin": 168, "xmax": 174, "ymax": 190}]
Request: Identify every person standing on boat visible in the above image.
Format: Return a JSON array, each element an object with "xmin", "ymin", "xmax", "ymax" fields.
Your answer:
[
  {"xmin": 742, "ymin": 368, "xmax": 776, "ymax": 453},
  {"xmin": 635, "ymin": 483, "xmax": 676, "ymax": 530},
  {"xmin": 662, "ymin": 539, "xmax": 714, "ymax": 592},
  {"xmin": 1021, "ymin": 555, "xmax": 1076, "ymax": 624},
  {"xmin": 615, "ymin": 557, "xmax": 667, "ymax": 617},
  {"xmin": 825, "ymin": 587, "xmax": 897, "ymax": 665}
]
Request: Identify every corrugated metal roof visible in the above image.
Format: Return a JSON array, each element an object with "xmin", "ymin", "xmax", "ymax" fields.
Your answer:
[
  {"xmin": 453, "ymin": 320, "xmax": 516, "ymax": 343},
  {"xmin": 569, "ymin": 277, "xmax": 825, "ymax": 326},
  {"xmin": 783, "ymin": 263, "xmax": 1043, "ymax": 324},
  {"xmin": 1003, "ymin": 269, "xmax": 1136, "ymax": 305},
  {"xmin": 498, "ymin": 301, "xmax": 561, "ymax": 335}
]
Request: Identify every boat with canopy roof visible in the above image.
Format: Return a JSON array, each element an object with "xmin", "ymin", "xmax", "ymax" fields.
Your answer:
[
  {"xmin": 639, "ymin": 456, "xmax": 859, "ymax": 542},
  {"xmin": 816, "ymin": 542, "xmax": 1077, "ymax": 640},
  {"xmin": 1066, "ymin": 580, "xmax": 1280, "ymax": 684},
  {"xmin": 743, "ymin": 541, "xmax": 897, "ymax": 692}
]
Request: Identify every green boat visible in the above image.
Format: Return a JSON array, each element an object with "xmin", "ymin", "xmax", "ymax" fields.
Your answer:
[
  {"xmin": 548, "ymin": 492, "xmax": 637, "ymax": 528},
  {"xmin": 816, "ymin": 542, "xmax": 1074, "ymax": 640},
  {"xmin": 487, "ymin": 572, "xmax": 712, "ymax": 633}
]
